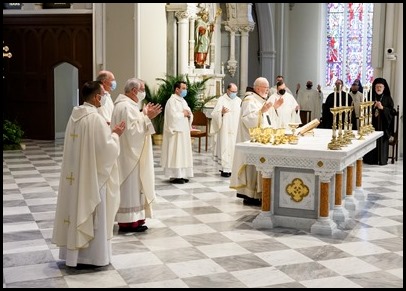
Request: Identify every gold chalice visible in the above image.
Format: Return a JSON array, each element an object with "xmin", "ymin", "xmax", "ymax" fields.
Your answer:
[{"xmin": 288, "ymin": 123, "xmax": 300, "ymax": 144}]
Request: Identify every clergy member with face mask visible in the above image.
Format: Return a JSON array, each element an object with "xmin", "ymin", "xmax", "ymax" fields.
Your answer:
[
  {"xmin": 349, "ymin": 81, "xmax": 364, "ymax": 126},
  {"xmin": 97, "ymin": 70, "xmax": 117, "ymax": 125},
  {"xmin": 111, "ymin": 77, "xmax": 162, "ymax": 232},
  {"xmin": 160, "ymin": 80, "xmax": 194, "ymax": 185},
  {"xmin": 52, "ymin": 80, "xmax": 126, "ymax": 267},
  {"xmin": 210, "ymin": 82, "xmax": 242, "ymax": 177},
  {"xmin": 267, "ymin": 80, "xmax": 301, "ymax": 129},
  {"xmin": 296, "ymin": 80, "xmax": 323, "ymax": 120}
]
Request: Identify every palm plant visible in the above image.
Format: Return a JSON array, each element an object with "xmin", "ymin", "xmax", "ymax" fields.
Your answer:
[
  {"xmin": 145, "ymin": 74, "xmax": 215, "ymax": 134},
  {"xmin": 3, "ymin": 119, "xmax": 24, "ymax": 150}
]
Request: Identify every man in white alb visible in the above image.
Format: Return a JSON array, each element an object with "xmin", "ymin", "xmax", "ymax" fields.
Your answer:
[
  {"xmin": 349, "ymin": 81, "xmax": 364, "ymax": 130},
  {"xmin": 210, "ymin": 82, "xmax": 241, "ymax": 177},
  {"xmin": 230, "ymin": 77, "xmax": 274, "ymax": 206},
  {"xmin": 111, "ymin": 78, "xmax": 162, "ymax": 232},
  {"xmin": 269, "ymin": 75, "xmax": 293, "ymax": 96},
  {"xmin": 161, "ymin": 80, "xmax": 194, "ymax": 184},
  {"xmin": 268, "ymin": 80, "xmax": 301, "ymax": 129},
  {"xmin": 52, "ymin": 81, "xmax": 125, "ymax": 267},
  {"xmin": 96, "ymin": 70, "xmax": 117, "ymax": 125},
  {"xmin": 296, "ymin": 80, "xmax": 323, "ymax": 120}
]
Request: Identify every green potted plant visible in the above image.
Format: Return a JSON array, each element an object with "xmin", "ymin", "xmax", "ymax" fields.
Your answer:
[
  {"xmin": 3, "ymin": 119, "xmax": 25, "ymax": 150},
  {"xmin": 145, "ymin": 74, "xmax": 215, "ymax": 144}
]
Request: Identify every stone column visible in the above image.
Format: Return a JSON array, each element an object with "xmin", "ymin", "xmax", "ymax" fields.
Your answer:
[
  {"xmin": 311, "ymin": 171, "xmax": 337, "ymax": 236},
  {"xmin": 175, "ymin": 10, "xmax": 191, "ymax": 75},
  {"xmin": 224, "ymin": 4, "xmax": 254, "ymax": 94},
  {"xmin": 188, "ymin": 16, "xmax": 196, "ymax": 70},
  {"xmin": 239, "ymin": 26, "xmax": 253, "ymax": 98},
  {"xmin": 253, "ymin": 170, "xmax": 275, "ymax": 229},
  {"xmin": 354, "ymin": 158, "xmax": 365, "ymax": 201},
  {"xmin": 261, "ymin": 176, "xmax": 271, "ymax": 212},
  {"xmin": 320, "ymin": 182, "xmax": 329, "ymax": 217},
  {"xmin": 332, "ymin": 171, "xmax": 349, "ymax": 225},
  {"xmin": 224, "ymin": 25, "xmax": 238, "ymax": 78},
  {"xmin": 344, "ymin": 163, "xmax": 359, "ymax": 213}
]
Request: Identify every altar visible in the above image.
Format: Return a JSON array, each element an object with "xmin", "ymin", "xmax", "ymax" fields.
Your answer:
[{"xmin": 234, "ymin": 128, "xmax": 383, "ymax": 235}]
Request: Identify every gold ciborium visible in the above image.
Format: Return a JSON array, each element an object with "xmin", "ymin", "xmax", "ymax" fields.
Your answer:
[{"xmin": 288, "ymin": 123, "xmax": 300, "ymax": 144}]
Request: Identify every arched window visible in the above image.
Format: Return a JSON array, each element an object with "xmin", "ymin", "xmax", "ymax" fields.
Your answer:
[{"xmin": 325, "ymin": 3, "xmax": 374, "ymax": 88}]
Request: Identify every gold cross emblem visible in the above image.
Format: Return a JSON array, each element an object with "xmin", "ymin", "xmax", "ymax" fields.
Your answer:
[
  {"xmin": 66, "ymin": 172, "xmax": 75, "ymax": 185},
  {"xmin": 70, "ymin": 133, "xmax": 79, "ymax": 139}
]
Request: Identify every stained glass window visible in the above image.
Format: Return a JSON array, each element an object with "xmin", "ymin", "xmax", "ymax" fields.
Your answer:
[{"xmin": 325, "ymin": 3, "xmax": 374, "ymax": 88}]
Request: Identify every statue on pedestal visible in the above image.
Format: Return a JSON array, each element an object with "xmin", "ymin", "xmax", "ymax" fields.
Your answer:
[{"xmin": 194, "ymin": 9, "xmax": 212, "ymax": 69}]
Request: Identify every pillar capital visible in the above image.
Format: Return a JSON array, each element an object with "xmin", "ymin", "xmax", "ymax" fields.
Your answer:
[
  {"xmin": 316, "ymin": 171, "xmax": 336, "ymax": 183},
  {"xmin": 239, "ymin": 24, "xmax": 255, "ymax": 33}
]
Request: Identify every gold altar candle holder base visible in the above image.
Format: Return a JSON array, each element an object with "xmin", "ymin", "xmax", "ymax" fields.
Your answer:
[{"xmin": 328, "ymin": 137, "xmax": 342, "ymax": 150}]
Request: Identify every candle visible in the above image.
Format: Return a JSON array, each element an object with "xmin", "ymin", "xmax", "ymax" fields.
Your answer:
[
  {"xmin": 369, "ymin": 85, "xmax": 372, "ymax": 101},
  {"xmin": 334, "ymin": 87, "xmax": 337, "ymax": 108},
  {"xmin": 339, "ymin": 85, "xmax": 342, "ymax": 107},
  {"xmin": 346, "ymin": 87, "xmax": 348, "ymax": 106}
]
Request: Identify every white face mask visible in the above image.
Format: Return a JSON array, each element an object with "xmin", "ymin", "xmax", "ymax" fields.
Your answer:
[
  {"xmin": 110, "ymin": 80, "xmax": 117, "ymax": 91},
  {"xmin": 229, "ymin": 92, "xmax": 237, "ymax": 99},
  {"xmin": 137, "ymin": 91, "xmax": 146, "ymax": 102}
]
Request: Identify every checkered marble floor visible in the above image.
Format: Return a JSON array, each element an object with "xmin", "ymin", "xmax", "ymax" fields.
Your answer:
[{"xmin": 3, "ymin": 139, "xmax": 403, "ymax": 288}]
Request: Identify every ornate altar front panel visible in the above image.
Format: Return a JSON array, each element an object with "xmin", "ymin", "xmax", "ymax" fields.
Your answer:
[{"xmin": 274, "ymin": 167, "xmax": 318, "ymax": 219}]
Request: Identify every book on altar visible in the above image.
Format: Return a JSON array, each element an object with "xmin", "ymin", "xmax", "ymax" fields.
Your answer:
[{"xmin": 297, "ymin": 119, "xmax": 320, "ymax": 136}]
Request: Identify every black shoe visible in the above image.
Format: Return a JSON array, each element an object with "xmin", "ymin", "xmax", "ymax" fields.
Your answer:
[
  {"xmin": 182, "ymin": 178, "xmax": 189, "ymax": 183},
  {"xmin": 133, "ymin": 225, "xmax": 148, "ymax": 232},
  {"xmin": 74, "ymin": 263, "xmax": 107, "ymax": 269},
  {"xmin": 221, "ymin": 172, "xmax": 231, "ymax": 177},
  {"xmin": 243, "ymin": 198, "xmax": 262, "ymax": 206},
  {"xmin": 119, "ymin": 225, "xmax": 148, "ymax": 233},
  {"xmin": 170, "ymin": 178, "xmax": 185, "ymax": 184},
  {"xmin": 118, "ymin": 226, "xmax": 134, "ymax": 233}
]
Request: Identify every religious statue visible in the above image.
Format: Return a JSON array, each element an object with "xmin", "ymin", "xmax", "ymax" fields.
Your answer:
[
  {"xmin": 194, "ymin": 8, "xmax": 222, "ymax": 69},
  {"xmin": 194, "ymin": 9, "xmax": 213, "ymax": 68}
]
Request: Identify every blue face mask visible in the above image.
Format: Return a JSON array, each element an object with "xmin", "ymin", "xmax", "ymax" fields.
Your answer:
[
  {"xmin": 180, "ymin": 89, "xmax": 188, "ymax": 98},
  {"xmin": 110, "ymin": 80, "xmax": 117, "ymax": 91},
  {"xmin": 229, "ymin": 92, "xmax": 237, "ymax": 99}
]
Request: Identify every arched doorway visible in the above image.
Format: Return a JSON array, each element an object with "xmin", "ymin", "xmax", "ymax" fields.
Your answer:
[{"xmin": 54, "ymin": 63, "xmax": 79, "ymax": 139}]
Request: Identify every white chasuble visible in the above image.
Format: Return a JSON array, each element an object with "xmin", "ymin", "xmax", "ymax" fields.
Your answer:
[{"xmin": 52, "ymin": 103, "xmax": 120, "ymax": 266}]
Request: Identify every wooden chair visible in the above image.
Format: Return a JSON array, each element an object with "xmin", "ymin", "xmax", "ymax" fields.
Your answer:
[
  {"xmin": 190, "ymin": 110, "xmax": 209, "ymax": 153},
  {"xmin": 300, "ymin": 110, "xmax": 312, "ymax": 125},
  {"xmin": 388, "ymin": 105, "xmax": 399, "ymax": 164}
]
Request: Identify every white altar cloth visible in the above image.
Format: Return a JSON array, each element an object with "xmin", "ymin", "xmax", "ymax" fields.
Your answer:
[{"xmin": 234, "ymin": 128, "xmax": 383, "ymax": 235}]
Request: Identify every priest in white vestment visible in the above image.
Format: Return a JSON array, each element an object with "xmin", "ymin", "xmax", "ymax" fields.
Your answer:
[
  {"xmin": 269, "ymin": 75, "xmax": 293, "ymax": 96},
  {"xmin": 210, "ymin": 83, "xmax": 241, "ymax": 177},
  {"xmin": 111, "ymin": 78, "xmax": 162, "ymax": 232},
  {"xmin": 97, "ymin": 70, "xmax": 117, "ymax": 125},
  {"xmin": 267, "ymin": 80, "xmax": 302, "ymax": 130},
  {"xmin": 296, "ymin": 80, "xmax": 323, "ymax": 120},
  {"xmin": 160, "ymin": 80, "xmax": 194, "ymax": 184},
  {"xmin": 230, "ymin": 77, "xmax": 274, "ymax": 206},
  {"xmin": 52, "ymin": 81, "xmax": 125, "ymax": 267},
  {"xmin": 349, "ymin": 81, "xmax": 364, "ymax": 129}
]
